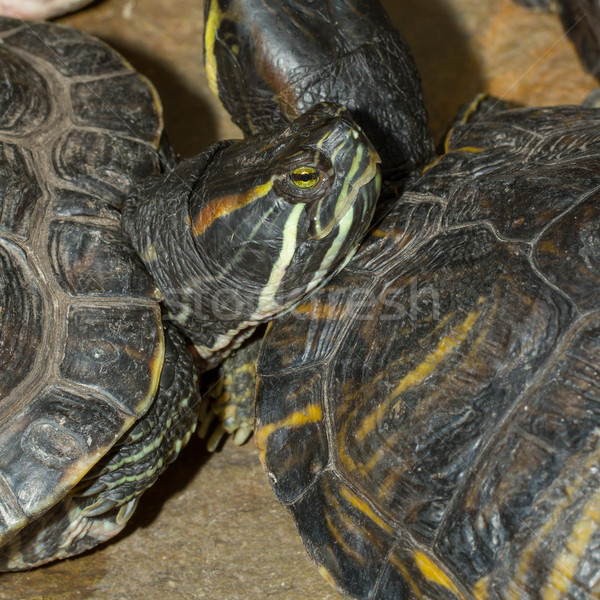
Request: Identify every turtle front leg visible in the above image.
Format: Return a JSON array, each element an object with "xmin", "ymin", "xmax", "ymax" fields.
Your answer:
[
  {"xmin": 0, "ymin": 324, "xmax": 200, "ymax": 571},
  {"xmin": 199, "ymin": 333, "xmax": 263, "ymax": 451}
]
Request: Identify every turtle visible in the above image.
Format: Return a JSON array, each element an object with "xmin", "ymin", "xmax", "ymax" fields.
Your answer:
[
  {"xmin": 203, "ymin": 0, "xmax": 434, "ymax": 199},
  {"xmin": 200, "ymin": 0, "xmax": 435, "ymax": 450},
  {"xmin": 206, "ymin": 0, "xmax": 600, "ymax": 598},
  {"xmin": 0, "ymin": 16, "xmax": 381, "ymax": 570}
]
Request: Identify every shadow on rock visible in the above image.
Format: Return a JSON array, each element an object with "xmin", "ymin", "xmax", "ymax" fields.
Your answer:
[{"xmin": 383, "ymin": 0, "xmax": 485, "ymax": 142}]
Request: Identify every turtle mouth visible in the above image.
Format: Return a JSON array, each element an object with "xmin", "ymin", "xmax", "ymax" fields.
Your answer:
[{"xmin": 307, "ymin": 131, "xmax": 382, "ymax": 240}]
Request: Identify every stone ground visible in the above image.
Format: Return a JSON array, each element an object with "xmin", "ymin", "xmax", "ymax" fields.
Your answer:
[{"xmin": 0, "ymin": 0, "xmax": 596, "ymax": 599}]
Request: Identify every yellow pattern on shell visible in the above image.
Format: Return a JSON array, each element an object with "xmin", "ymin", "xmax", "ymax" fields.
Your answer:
[
  {"xmin": 339, "ymin": 486, "xmax": 394, "ymax": 534},
  {"xmin": 422, "ymin": 145, "xmax": 486, "ymax": 174},
  {"xmin": 255, "ymin": 403, "xmax": 322, "ymax": 465},
  {"xmin": 452, "ymin": 146, "xmax": 486, "ymax": 154},
  {"xmin": 542, "ymin": 488, "xmax": 600, "ymax": 600},
  {"xmin": 414, "ymin": 551, "xmax": 465, "ymax": 599},
  {"xmin": 504, "ymin": 433, "xmax": 600, "ymax": 598},
  {"xmin": 473, "ymin": 576, "xmax": 489, "ymax": 600},
  {"xmin": 324, "ymin": 511, "xmax": 367, "ymax": 566},
  {"xmin": 318, "ymin": 565, "xmax": 338, "ymax": 589},
  {"xmin": 388, "ymin": 554, "xmax": 425, "ymax": 600},
  {"xmin": 355, "ymin": 301, "xmax": 483, "ymax": 442}
]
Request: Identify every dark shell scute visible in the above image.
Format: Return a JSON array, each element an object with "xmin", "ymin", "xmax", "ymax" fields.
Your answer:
[
  {"xmin": 327, "ymin": 227, "xmax": 574, "ymax": 544},
  {"xmin": 48, "ymin": 220, "xmax": 159, "ymax": 298},
  {"xmin": 377, "ymin": 542, "xmax": 465, "ymax": 600},
  {"xmin": 4, "ymin": 23, "xmax": 128, "ymax": 79},
  {"xmin": 436, "ymin": 312, "xmax": 600, "ymax": 587},
  {"xmin": 534, "ymin": 191, "xmax": 600, "ymax": 312},
  {"xmin": 0, "ymin": 385, "xmax": 136, "ymax": 531},
  {"xmin": 372, "ymin": 560, "xmax": 412, "ymax": 600},
  {"xmin": 0, "ymin": 142, "xmax": 42, "ymax": 239},
  {"xmin": 52, "ymin": 189, "xmax": 121, "ymax": 221},
  {"xmin": 71, "ymin": 73, "xmax": 161, "ymax": 144},
  {"xmin": 256, "ymin": 368, "xmax": 328, "ymax": 504},
  {"xmin": 0, "ymin": 241, "xmax": 43, "ymax": 400},
  {"xmin": 425, "ymin": 106, "xmax": 600, "ymax": 242},
  {"xmin": 257, "ymin": 269, "xmax": 375, "ymax": 374},
  {"xmin": 289, "ymin": 470, "xmax": 397, "ymax": 600},
  {"xmin": 54, "ymin": 129, "xmax": 160, "ymax": 205},
  {"xmin": 60, "ymin": 304, "xmax": 162, "ymax": 414},
  {"xmin": 0, "ymin": 46, "xmax": 50, "ymax": 134},
  {"xmin": 352, "ymin": 194, "xmax": 444, "ymax": 274},
  {"xmin": 21, "ymin": 421, "xmax": 85, "ymax": 469}
]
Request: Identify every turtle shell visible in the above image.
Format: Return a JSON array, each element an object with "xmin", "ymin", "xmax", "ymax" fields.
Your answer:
[
  {"xmin": 0, "ymin": 18, "xmax": 164, "ymax": 547},
  {"xmin": 256, "ymin": 105, "xmax": 600, "ymax": 599}
]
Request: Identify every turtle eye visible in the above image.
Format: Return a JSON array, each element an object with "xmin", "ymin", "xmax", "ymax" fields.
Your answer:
[{"xmin": 289, "ymin": 166, "xmax": 320, "ymax": 189}]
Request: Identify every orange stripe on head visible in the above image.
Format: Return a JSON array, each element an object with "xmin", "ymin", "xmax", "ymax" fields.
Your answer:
[{"xmin": 191, "ymin": 180, "xmax": 274, "ymax": 237}]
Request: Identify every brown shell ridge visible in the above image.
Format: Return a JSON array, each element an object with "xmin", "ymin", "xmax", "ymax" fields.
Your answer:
[
  {"xmin": 0, "ymin": 23, "xmax": 26, "ymax": 41},
  {"xmin": 0, "ymin": 239, "xmax": 56, "ymax": 421},
  {"xmin": 528, "ymin": 252, "xmax": 581, "ymax": 314}
]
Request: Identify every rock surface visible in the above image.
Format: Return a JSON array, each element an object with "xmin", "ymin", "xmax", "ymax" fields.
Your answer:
[{"xmin": 0, "ymin": 0, "xmax": 596, "ymax": 599}]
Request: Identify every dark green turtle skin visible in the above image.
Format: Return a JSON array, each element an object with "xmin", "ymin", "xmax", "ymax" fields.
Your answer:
[
  {"xmin": 257, "ymin": 103, "xmax": 600, "ymax": 600},
  {"xmin": 123, "ymin": 102, "xmax": 381, "ymax": 366},
  {"xmin": 206, "ymin": 2, "xmax": 600, "ymax": 599},
  {"xmin": 203, "ymin": 0, "xmax": 434, "ymax": 196},
  {"xmin": 0, "ymin": 17, "xmax": 381, "ymax": 570}
]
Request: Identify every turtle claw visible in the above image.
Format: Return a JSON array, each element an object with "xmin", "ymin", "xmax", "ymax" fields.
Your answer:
[
  {"xmin": 116, "ymin": 498, "xmax": 139, "ymax": 525},
  {"xmin": 80, "ymin": 498, "xmax": 118, "ymax": 518},
  {"xmin": 198, "ymin": 335, "xmax": 261, "ymax": 450},
  {"xmin": 233, "ymin": 425, "xmax": 253, "ymax": 446},
  {"xmin": 206, "ymin": 423, "xmax": 226, "ymax": 452},
  {"xmin": 77, "ymin": 479, "xmax": 109, "ymax": 497}
]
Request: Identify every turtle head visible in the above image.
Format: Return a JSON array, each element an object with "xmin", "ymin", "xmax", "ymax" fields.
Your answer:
[
  {"xmin": 123, "ymin": 103, "xmax": 380, "ymax": 359},
  {"xmin": 204, "ymin": 0, "xmax": 434, "ymax": 190}
]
